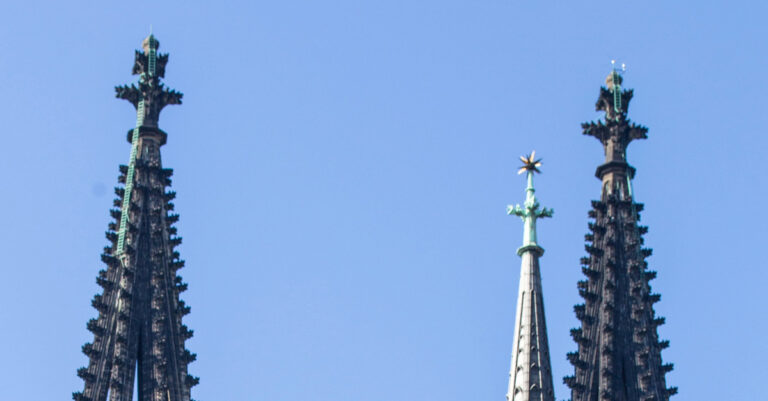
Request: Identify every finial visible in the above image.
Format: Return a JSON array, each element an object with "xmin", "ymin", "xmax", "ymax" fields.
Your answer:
[
  {"xmin": 610, "ymin": 59, "xmax": 626, "ymax": 72},
  {"xmin": 606, "ymin": 61, "xmax": 626, "ymax": 86},
  {"xmin": 583, "ymin": 62, "xmax": 647, "ymax": 181},
  {"xmin": 116, "ymin": 34, "xmax": 182, "ymax": 131},
  {"xmin": 606, "ymin": 60, "xmax": 627, "ymax": 114},
  {"xmin": 517, "ymin": 151, "xmax": 542, "ymax": 175},
  {"xmin": 507, "ymin": 151, "xmax": 553, "ymax": 255},
  {"xmin": 142, "ymin": 33, "xmax": 159, "ymax": 55}
]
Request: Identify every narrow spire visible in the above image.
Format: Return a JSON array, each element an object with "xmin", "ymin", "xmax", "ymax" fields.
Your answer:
[{"xmin": 505, "ymin": 152, "xmax": 554, "ymax": 401}]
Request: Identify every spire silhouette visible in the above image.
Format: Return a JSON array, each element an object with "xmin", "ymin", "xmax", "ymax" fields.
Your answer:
[
  {"xmin": 72, "ymin": 35, "xmax": 197, "ymax": 401},
  {"xmin": 506, "ymin": 152, "xmax": 554, "ymax": 401},
  {"xmin": 564, "ymin": 69, "xmax": 676, "ymax": 401}
]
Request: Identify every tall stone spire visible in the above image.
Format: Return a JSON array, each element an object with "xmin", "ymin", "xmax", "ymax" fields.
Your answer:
[
  {"xmin": 506, "ymin": 152, "xmax": 555, "ymax": 401},
  {"xmin": 563, "ymin": 65, "xmax": 676, "ymax": 401},
  {"xmin": 72, "ymin": 35, "xmax": 197, "ymax": 401}
]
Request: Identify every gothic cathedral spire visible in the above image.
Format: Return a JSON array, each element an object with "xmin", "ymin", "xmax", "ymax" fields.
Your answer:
[
  {"xmin": 506, "ymin": 152, "xmax": 555, "ymax": 401},
  {"xmin": 564, "ymin": 66, "xmax": 676, "ymax": 401},
  {"xmin": 73, "ymin": 35, "xmax": 197, "ymax": 401}
]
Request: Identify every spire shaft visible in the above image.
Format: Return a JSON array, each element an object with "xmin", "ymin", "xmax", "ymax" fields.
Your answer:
[
  {"xmin": 521, "ymin": 171, "xmax": 539, "ymax": 248},
  {"xmin": 505, "ymin": 153, "xmax": 554, "ymax": 401}
]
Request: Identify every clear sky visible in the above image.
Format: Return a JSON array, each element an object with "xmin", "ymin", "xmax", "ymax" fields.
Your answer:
[{"xmin": 0, "ymin": 1, "xmax": 765, "ymax": 400}]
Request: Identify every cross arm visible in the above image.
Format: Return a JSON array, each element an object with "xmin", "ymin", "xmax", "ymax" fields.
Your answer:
[
  {"xmin": 582, "ymin": 121, "xmax": 609, "ymax": 143},
  {"xmin": 507, "ymin": 204, "xmax": 526, "ymax": 218},
  {"xmin": 628, "ymin": 123, "xmax": 648, "ymax": 141},
  {"xmin": 158, "ymin": 86, "xmax": 183, "ymax": 107},
  {"xmin": 115, "ymin": 84, "xmax": 140, "ymax": 108}
]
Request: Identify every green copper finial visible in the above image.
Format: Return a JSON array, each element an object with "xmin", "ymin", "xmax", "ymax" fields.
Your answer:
[{"xmin": 507, "ymin": 151, "xmax": 553, "ymax": 256}]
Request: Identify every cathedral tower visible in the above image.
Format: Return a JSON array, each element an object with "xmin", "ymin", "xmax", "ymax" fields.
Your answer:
[
  {"xmin": 506, "ymin": 152, "xmax": 555, "ymax": 401},
  {"xmin": 564, "ymin": 66, "xmax": 676, "ymax": 401},
  {"xmin": 72, "ymin": 35, "xmax": 197, "ymax": 401}
]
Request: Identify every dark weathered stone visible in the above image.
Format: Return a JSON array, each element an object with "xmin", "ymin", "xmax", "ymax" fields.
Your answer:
[
  {"xmin": 565, "ymin": 72, "xmax": 676, "ymax": 401},
  {"xmin": 73, "ymin": 36, "xmax": 196, "ymax": 401}
]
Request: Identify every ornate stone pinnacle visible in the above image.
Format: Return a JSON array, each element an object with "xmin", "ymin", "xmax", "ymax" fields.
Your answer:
[
  {"xmin": 581, "ymin": 70, "xmax": 648, "ymax": 183},
  {"xmin": 115, "ymin": 34, "xmax": 182, "ymax": 130}
]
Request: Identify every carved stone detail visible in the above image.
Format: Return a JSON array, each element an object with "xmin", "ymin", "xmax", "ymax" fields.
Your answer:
[
  {"xmin": 565, "ymin": 73, "xmax": 676, "ymax": 401},
  {"xmin": 73, "ymin": 37, "xmax": 196, "ymax": 401}
]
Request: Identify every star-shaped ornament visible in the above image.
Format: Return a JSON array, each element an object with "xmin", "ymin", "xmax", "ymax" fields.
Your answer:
[{"xmin": 517, "ymin": 150, "xmax": 542, "ymax": 175}]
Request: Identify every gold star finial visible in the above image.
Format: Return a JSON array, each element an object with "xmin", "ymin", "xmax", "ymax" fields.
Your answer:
[{"xmin": 517, "ymin": 151, "xmax": 542, "ymax": 175}]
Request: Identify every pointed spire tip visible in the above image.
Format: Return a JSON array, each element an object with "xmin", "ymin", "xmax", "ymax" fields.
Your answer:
[{"xmin": 142, "ymin": 32, "xmax": 159, "ymax": 54}]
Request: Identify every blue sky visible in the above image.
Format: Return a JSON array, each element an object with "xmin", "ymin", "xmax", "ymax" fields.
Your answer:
[{"xmin": 0, "ymin": 1, "xmax": 766, "ymax": 400}]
